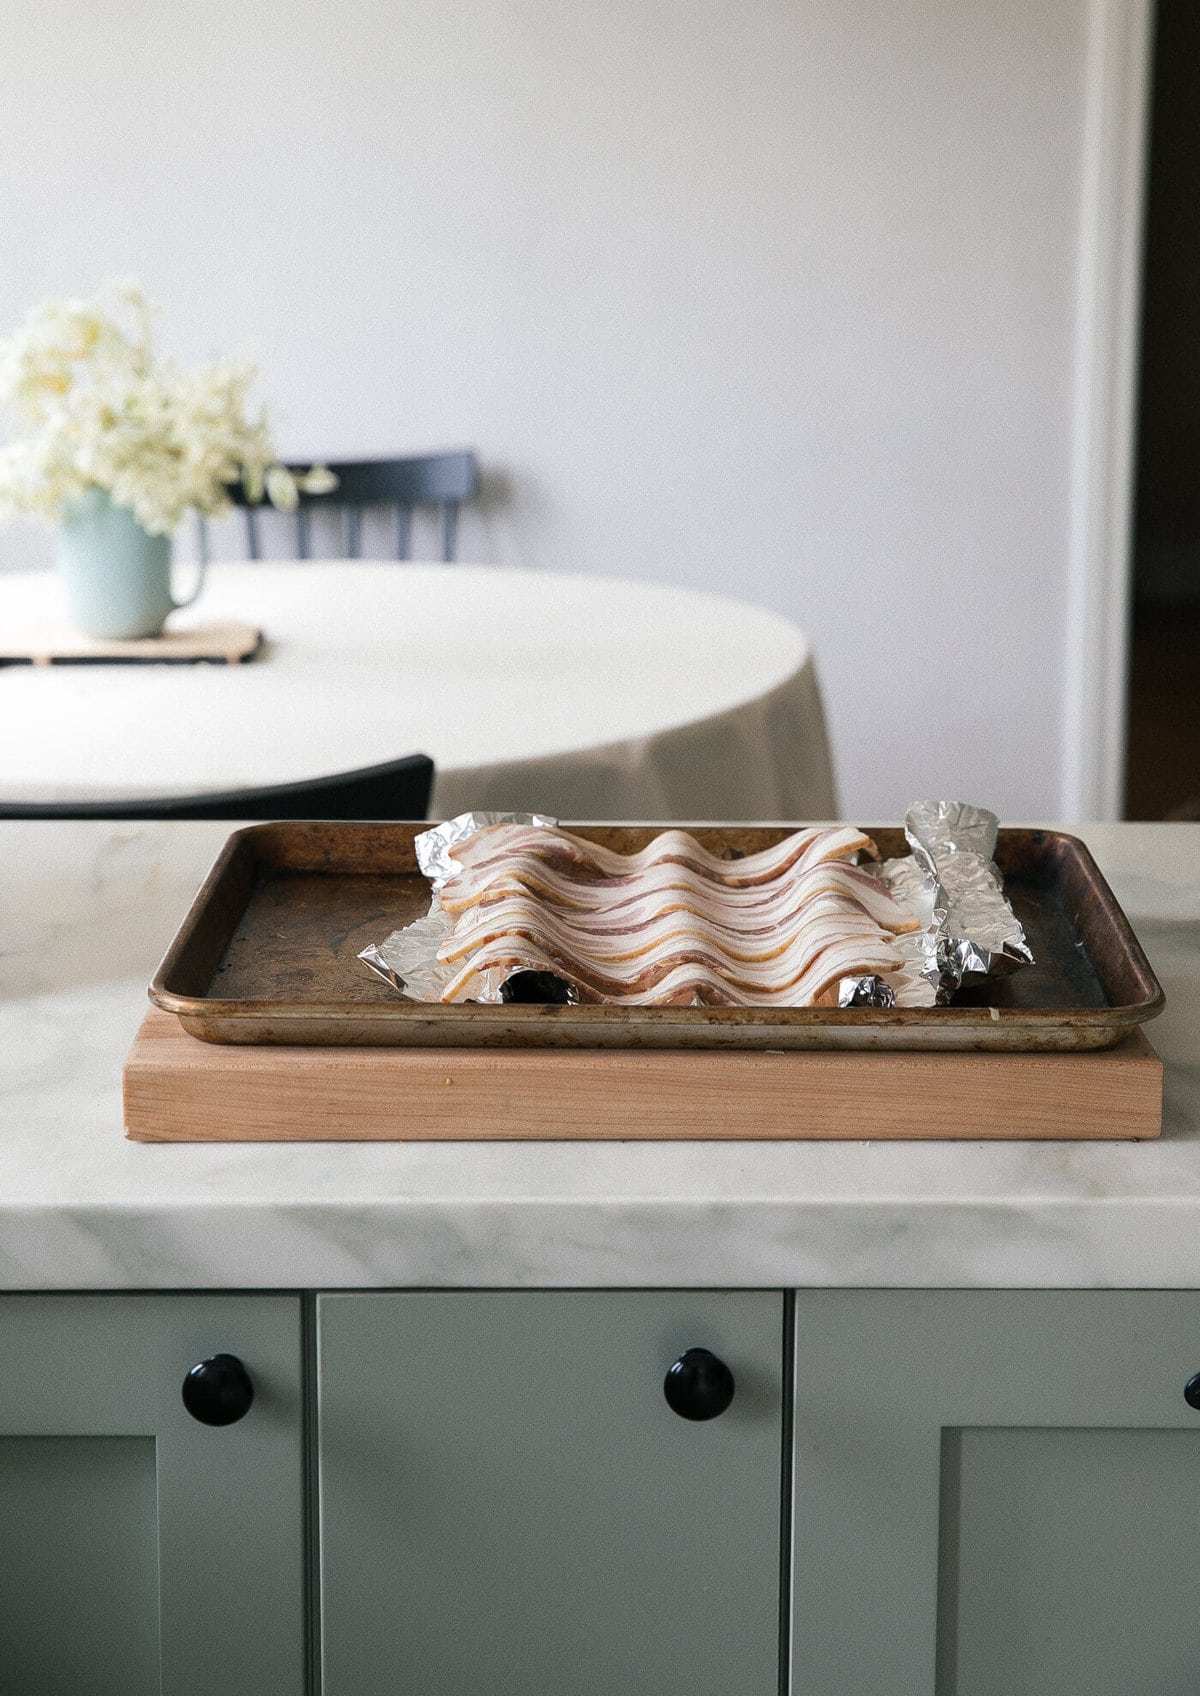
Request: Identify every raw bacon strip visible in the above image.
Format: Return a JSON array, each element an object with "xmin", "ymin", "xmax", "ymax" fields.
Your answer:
[
  {"xmin": 431, "ymin": 821, "xmax": 920, "ymax": 1009},
  {"xmin": 440, "ymin": 932, "xmax": 904, "ymax": 1008},
  {"xmin": 440, "ymin": 908, "xmax": 902, "ymax": 998},
  {"xmin": 446, "ymin": 823, "xmax": 874, "ymax": 890},
  {"xmin": 440, "ymin": 889, "xmax": 904, "ymax": 968},
  {"xmin": 442, "ymin": 856, "xmax": 920, "ymax": 935}
]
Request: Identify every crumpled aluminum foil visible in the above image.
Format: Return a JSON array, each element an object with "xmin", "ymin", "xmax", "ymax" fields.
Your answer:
[
  {"xmin": 873, "ymin": 799, "xmax": 1033, "ymax": 1006},
  {"xmin": 358, "ymin": 812, "xmax": 557, "ymax": 1001},
  {"xmin": 837, "ymin": 973, "xmax": 901, "ymax": 1008},
  {"xmin": 414, "ymin": 810, "xmax": 557, "ymax": 888}
]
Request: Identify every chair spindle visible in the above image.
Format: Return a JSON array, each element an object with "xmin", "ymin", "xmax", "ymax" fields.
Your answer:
[{"xmin": 395, "ymin": 505, "xmax": 412, "ymax": 561}]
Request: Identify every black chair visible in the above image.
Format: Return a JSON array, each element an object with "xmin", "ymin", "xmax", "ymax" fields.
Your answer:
[
  {"xmin": 230, "ymin": 452, "xmax": 479, "ymax": 563},
  {"xmin": 0, "ymin": 754, "xmax": 434, "ymax": 821}
]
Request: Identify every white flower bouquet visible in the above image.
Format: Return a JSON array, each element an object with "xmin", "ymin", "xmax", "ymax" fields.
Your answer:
[{"xmin": 0, "ymin": 278, "xmax": 332, "ymax": 536}]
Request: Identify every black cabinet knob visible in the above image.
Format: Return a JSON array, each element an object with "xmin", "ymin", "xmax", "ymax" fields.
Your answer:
[
  {"xmin": 182, "ymin": 1353, "xmax": 255, "ymax": 1426},
  {"xmin": 1185, "ymin": 1372, "xmax": 1200, "ymax": 1412},
  {"xmin": 663, "ymin": 1347, "xmax": 735, "ymax": 1421}
]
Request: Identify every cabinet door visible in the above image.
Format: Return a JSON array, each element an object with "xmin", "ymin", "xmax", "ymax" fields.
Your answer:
[
  {"xmin": 790, "ymin": 1291, "xmax": 1200, "ymax": 1696},
  {"xmin": 0, "ymin": 1293, "xmax": 303, "ymax": 1696},
  {"xmin": 318, "ymin": 1290, "xmax": 783, "ymax": 1696}
]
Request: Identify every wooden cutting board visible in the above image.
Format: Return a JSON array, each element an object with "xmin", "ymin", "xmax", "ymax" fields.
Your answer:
[
  {"xmin": 0, "ymin": 619, "xmax": 262, "ymax": 665},
  {"xmin": 123, "ymin": 1009, "xmax": 1163, "ymax": 1141}
]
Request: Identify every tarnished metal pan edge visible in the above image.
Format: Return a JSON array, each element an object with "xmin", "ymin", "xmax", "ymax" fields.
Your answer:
[{"xmin": 148, "ymin": 821, "xmax": 1165, "ymax": 1051}]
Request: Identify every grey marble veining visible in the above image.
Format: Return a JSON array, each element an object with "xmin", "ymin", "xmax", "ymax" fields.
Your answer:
[{"xmin": 1, "ymin": 820, "xmax": 1199, "ymax": 1291}]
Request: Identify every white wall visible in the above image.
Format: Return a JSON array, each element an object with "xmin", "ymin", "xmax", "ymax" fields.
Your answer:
[{"xmin": 0, "ymin": 0, "xmax": 1106, "ymax": 819}]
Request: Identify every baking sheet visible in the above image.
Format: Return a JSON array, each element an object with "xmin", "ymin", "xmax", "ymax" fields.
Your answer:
[
  {"xmin": 147, "ymin": 820, "xmax": 1159, "ymax": 1044},
  {"xmin": 148, "ymin": 822, "xmax": 1164, "ymax": 1050}
]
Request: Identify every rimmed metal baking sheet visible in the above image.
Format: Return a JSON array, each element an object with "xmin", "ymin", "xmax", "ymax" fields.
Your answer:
[{"xmin": 149, "ymin": 822, "xmax": 1165, "ymax": 1051}]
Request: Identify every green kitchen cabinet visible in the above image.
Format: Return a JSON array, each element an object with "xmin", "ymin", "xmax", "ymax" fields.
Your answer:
[
  {"xmin": 316, "ymin": 1290, "xmax": 785, "ymax": 1696},
  {"xmin": 0, "ymin": 1294, "xmax": 304, "ymax": 1696},
  {"xmin": 7, "ymin": 1285, "xmax": 1200, "ymax": 1695},
  {"xmin": 789, "ymin": 1290, "xmax": 1200, "ymax": 1696}
]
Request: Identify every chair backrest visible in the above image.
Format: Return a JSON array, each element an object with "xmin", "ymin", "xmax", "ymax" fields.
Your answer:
[
  {"xmin": 0, "ymin": 754, "xmax": 435, "ymax": 821},
  {"xmin": 231, "ymin": 452, "xmax": 479, "ymax": 563}
]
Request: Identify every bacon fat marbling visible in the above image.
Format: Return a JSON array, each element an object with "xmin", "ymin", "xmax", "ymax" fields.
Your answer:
[{"xmin": 432, "ymin": 824, "xmax": 918, "ymax": 1008}]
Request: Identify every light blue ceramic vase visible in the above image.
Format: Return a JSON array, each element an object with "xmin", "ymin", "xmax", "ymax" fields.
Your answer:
[{"xmin": 55, "ymin": 487, "xmax": 206, "ymax": 639}]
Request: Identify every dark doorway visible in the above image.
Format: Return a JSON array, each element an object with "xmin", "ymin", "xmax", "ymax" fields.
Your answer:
[{"xmin": 1124, "ymin": 0, "xmax": 1200, "ymax": 819}]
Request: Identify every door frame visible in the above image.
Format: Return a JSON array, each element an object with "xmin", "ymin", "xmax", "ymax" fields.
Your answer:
[{"xmin": 1062, "ymin": 0, "xmax": 1154, "ymax": 820}]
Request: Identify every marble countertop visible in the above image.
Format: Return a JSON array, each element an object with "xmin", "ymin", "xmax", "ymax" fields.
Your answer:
[{"xmin": 2, "ymin": 820, "xmax": 1199, "ymax": 1292}]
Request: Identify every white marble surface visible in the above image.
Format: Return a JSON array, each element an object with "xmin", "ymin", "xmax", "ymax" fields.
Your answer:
[{"xmin": 2, "ymin": 820, "xmax": 1198, "ymax": 1291}]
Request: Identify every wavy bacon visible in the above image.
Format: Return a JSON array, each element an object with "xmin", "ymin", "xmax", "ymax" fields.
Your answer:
[
  {"xmin": 444, "ymin": 822, "xmax": 874, "ymax": 893},
  {"xmin": 440, "ymin": 931, "xmax": 905, "ymax": 1008},
  {"xmin": 440, "ymin": 889, "xmax": 903, "ymax": 969},
  {"xmin": 431, "ymin": 823, "xmax": 918, "ymax": 1008},
  {"xmin": 443, "ymin": 857, "xmax": 919, "ymax": 935}
]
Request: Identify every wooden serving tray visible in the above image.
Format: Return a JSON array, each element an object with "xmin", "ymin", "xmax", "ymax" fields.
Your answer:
[
  {"xmin": 0, "ymin": 619, "xmax": 262, "ymax": 665},
  {"xmin": 148, "ymin": 822, "xmax": 1165, "ymax": 1052},
  {"xmin": 123, "ymin": 1010, "xmax": 1163, "ymax": 1141}
]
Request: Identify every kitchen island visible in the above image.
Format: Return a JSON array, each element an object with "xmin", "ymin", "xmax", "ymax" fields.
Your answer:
[
  {"xmin": 3, "ymin": 819, "xmax": 1198, "ymax": 1290},
  {"xmin": 3, "ymin": 819, "xmax": 1200, "ymax": 1696}
]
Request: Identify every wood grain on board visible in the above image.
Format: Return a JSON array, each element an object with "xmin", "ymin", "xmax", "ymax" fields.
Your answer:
[
  {"xmin": 0, "ymin": 620, "xmax": 262, "ymax": 665},
  {"xmin": 124, "ymin": 1009, "xmax": 1163, "ymax": 1142}
]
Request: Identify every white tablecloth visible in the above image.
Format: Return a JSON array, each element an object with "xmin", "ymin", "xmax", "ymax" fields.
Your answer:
[{"xmin": 0, "ymin": 563, "xmax": 837, "ymax": 820}]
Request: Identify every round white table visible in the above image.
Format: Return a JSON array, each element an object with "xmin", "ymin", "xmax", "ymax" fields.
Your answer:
[{"xmin": 0, "ymin": 564, "xmax": 837, "ymax": 820}]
